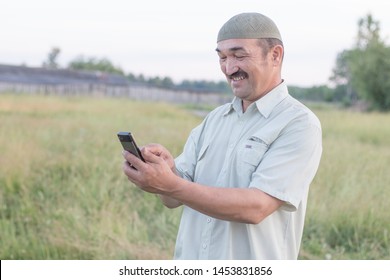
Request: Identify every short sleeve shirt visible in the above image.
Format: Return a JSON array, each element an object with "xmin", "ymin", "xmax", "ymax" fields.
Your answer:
[{"xmin": 174, "ymin": 82, "xmax": 322, "ymax": 259}]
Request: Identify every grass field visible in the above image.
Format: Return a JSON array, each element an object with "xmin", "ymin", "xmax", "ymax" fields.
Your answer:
[{"xmin": 0, "ymin": 93, "xmax": 389, "ymax": 259}]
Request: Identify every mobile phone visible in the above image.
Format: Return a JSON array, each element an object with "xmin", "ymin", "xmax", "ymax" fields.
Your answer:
[{"xmin": 117, "ymin": 131, "xmax": 145, "ymax": 162}]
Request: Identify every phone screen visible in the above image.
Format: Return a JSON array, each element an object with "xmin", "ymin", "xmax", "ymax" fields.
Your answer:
[{"xmin": 117, "ymin": 132, "xmax": 145, "ymax": 162}]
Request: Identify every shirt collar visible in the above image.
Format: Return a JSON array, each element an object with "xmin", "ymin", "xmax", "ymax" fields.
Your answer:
[
  {"xmin": 223, "ymin": 97, "xmax": 241, "ymax": 116},
  {"xmin": 223, "ymin": 81, "xmax": 289, "ymax": 118},
  {"xmin": 255, "ymin": 81, "xmax": 288, "ymax": 118}
]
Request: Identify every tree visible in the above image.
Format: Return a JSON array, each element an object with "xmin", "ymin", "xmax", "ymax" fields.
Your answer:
[
  {"xmin": 68, "ymin": 56, "xmax": 124, "ymax": 75},
  {"xmin": 329, "ymin": 50, "xmax": 358, "ymax": 105},
  {"xmin": 356, "ymin": 14, "xmax": 381, "ymax": 49},
  {"xmin": 42, "ymin": 47, "xmax": 61, "ymax": 69},
  {"xmin": 331, "ymin": 14, "xmax": 390, "ymax": 111}
]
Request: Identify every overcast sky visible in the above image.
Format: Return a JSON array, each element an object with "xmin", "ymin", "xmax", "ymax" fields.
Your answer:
[{"xmin": 1, "ymin": 0, "xmax": 389, "ymax": 86}]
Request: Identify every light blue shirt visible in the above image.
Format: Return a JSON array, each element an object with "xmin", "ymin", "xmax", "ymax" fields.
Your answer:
[{"xmin": 174, "ymin": 82, "xmax": 322, "ymax": 259}]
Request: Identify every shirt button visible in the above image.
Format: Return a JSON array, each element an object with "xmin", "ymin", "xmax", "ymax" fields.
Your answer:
[
  {"xmin": 207, "ymin": 218, "xmax": 211, "ymax": 223},
  {"xmin": 202, "ymin": 243, "xmax": 207, "ymax": 249}
]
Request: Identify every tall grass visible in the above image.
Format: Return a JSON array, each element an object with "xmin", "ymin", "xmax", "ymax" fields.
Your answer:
[
  {"xmin": 302, "ymin": 107, "xmax": 390, "ymax": 259},
  {"xmin": 0, "ymin": 94, "xmax": 389, "ymax": 259},
  {"xmin": 0, "ymin": 94, "xmax": 200, "ymax": 259}
]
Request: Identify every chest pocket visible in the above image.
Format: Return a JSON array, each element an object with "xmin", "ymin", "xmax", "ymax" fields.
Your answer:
[
  {"xmin": 196, "ymin": 142, "xmax": 210, "ymax": 161},
  {"xmin": 239, "ymin": 136, "xmax": 269, "ymax": 169}
]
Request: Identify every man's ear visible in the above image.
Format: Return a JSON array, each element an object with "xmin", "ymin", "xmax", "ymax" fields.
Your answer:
[{"xmin": 272, "ymin": 45, "xmax": 284, "ymax": 66}]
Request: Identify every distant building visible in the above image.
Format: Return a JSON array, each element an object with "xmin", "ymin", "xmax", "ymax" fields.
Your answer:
[
  {"xmin": 0, "ymin": 64, "xmax": 229, "ymax": 105},
  {"xmin": 0, "ymin": 64, "xmax": 129, "ymax": 86}
]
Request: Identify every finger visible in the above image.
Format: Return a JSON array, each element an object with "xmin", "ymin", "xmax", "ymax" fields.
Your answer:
[
  {"xmin": 143, "ymin": 145, "xmax": 175, "ymax": 171},
  {"xmin": 141, "ymin": 144, "xmax": 163, "ymax": 156},
  {"xmin": 122, "ymin": 150, "xmax": 145, "ymax": 170},
  {"xmin": 122, "ymin": 160, "xmax": 138, "ymax": 178},
  {"xmin": 142, "ymin": 147, "xmax": 165, "ymax": 164}
]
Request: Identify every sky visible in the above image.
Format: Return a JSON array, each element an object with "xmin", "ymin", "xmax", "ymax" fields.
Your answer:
[{"xmin": 1, "ymin": 0, "xmax": 389, "ymax": 87}]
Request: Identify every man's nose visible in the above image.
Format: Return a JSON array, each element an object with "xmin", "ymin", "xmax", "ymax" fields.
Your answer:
[{"xmin": 224, "ymin": 59, "xmax": 239, "ymax": 76}]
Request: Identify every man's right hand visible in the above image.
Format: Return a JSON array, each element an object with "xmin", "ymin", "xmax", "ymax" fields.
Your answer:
[{"xmin": 141, "ymin": 143, "xmax": 176, "ymax": 173}]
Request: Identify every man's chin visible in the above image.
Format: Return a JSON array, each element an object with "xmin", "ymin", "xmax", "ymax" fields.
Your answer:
[{"xmin": 231, "ymin": 88, "xmax": 249, "ymax": 99}]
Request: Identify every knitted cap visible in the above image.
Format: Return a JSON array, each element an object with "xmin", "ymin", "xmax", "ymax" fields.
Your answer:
[{"xmin": 217, "ymin": 12, "xmax": 282, "ymax": 42}]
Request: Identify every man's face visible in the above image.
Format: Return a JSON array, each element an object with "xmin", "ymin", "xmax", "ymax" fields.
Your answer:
[{"xmin": 216, "ymin": 38, "xmax": 280, "ymax": 103}]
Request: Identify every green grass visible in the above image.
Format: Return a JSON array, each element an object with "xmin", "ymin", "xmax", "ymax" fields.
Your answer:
[
  {"xmin": 302, "ymin": 108, "xmax": 390, "ymax": 259},
  {"xmin": 0, "ymin": 94, "xmax": 389, "ymax": 259},
  {"xmin": 0, "ymin": 94, "xmax": 200, "ymax": 259}
]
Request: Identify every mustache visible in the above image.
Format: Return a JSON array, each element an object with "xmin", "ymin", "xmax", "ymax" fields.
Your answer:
[{"xmin": 228, "ymin": 70, "xmax": 248, "ymax": 79}]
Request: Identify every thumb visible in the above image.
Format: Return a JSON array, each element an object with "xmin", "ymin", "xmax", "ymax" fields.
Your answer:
[{"xmin": 142, "ymin": 147, "xmax": 161, "ymax": 163}]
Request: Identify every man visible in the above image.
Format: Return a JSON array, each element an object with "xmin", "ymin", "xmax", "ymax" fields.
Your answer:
[{"xmin": 122, "ymin": 12, "xmax": 322, "ymax": 259}]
